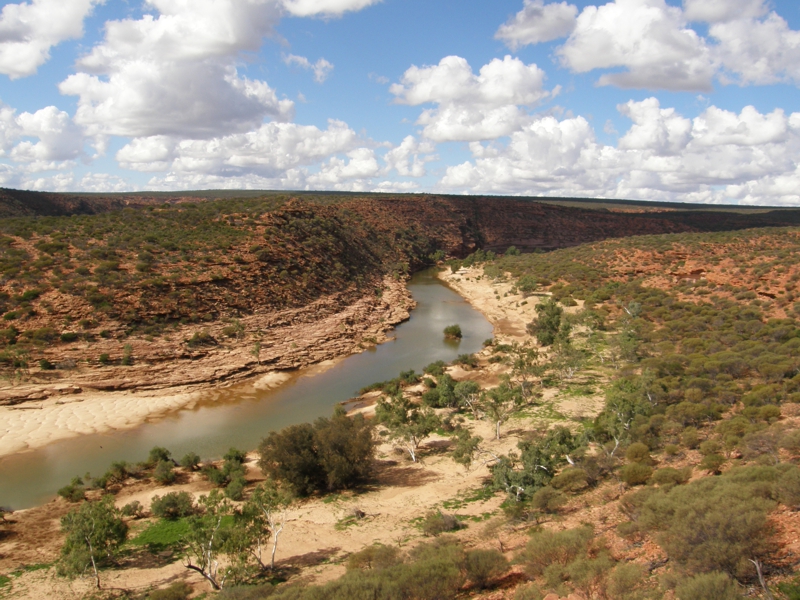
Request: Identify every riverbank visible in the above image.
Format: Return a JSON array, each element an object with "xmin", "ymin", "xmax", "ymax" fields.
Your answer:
[{"xmin": 0, "ymin": 276, "xmax": 414, "ymax": 459}]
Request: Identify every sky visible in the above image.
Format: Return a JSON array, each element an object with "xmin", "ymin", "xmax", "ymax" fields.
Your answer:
[{"xmin": 0, "ymin": 0, "xmax": 798, "ymax": 205}]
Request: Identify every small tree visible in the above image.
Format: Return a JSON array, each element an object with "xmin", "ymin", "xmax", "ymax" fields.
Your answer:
[
  {"xmin": 452, "ymin": 428, "xmax": 482, "ymax": 471},
  {"xmin": 245, "ymin": 480, "xmax": 293, "ymax": 570},
  {"xmin": 482, "ymin": 377, "xmax": 523, "ymax": 440},
  {"xmin": 184, "ymin": 490, "xmax": 234, "ymax": 590},
  {"xmin": 376, "ymin": 393, "xmax": 439, "ymax": 462},
  {"xmin": 58, "ymin": 495, "xmax": 128, "ymax": 589},
  {"xmin": 453, "ymin": 380, "xmax": 482, "ymax": 417},
  {"xmin": 527, "ymin": 298, "xmax": 563, "ymax": 346}
]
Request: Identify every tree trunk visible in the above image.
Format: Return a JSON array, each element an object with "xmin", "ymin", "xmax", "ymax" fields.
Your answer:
[{"xmin": 496, "ymin": 421, "xmax": 501, "ymax": 440}]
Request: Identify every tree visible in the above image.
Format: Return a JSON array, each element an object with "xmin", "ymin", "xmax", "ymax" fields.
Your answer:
[
  {"xmin": 452, "ymin": 428, "xmax": 482, "ymax": 471},
  {"xmin": 258, "ymin": 423, "xmax": 324, "ymax": 496},
  {"xmin": 313, "ymin": 406, "xmax": 375, "ymax": 491},
  {"xmin": 482, "ymin": 377, "xmax": 523, "ymax": 440},
  {"xmin": 508, "ymin": 342, "xmax": 542, "ymax": 400},
  {"xmin": 453, "ymin": 380, "xmax": 481, "ymax": 416},
  {"xmin": 245, "ymin": 480, "xmax": 293, "ymax": 570},
  {"xmin": 527, "ymin": 298, "xmax": 564, "ymax": 346},
  {"xmin": 58, "ymin": 495, "xmax": 128, "ymax": 589},
  {"xmin": 376, "ymin": 393, "xmax": 439, "ymax": 462},
  {"xmin": 184, "ymin": 490, "xmax": 235, "ymax": 590}
]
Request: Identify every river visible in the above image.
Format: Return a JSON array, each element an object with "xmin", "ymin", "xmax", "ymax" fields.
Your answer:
[{"xmin": 0, "ymin": 269, "xmax": 493, "ymax": 509}]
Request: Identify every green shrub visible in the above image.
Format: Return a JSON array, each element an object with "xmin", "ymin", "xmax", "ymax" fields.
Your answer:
[
  {"xmin": 60, "ymin": 332, "xmax": 78, "ymax": 343},
  {"xmin": 179, "ymin": 452, "xmax": 201, "ymax": 470},
  {"xmin": 620, "ymin": 463, "xmax": 653, "ymax": 486},
  {"xmin": 517, "ymin": 526, "xmax": 593, "ymax": 578},
  {"xmin": 98, "ymin": 353, "xmax": 110, "ymax": 365},
  {"xmin": 147, "ymin": 446, "xmax": 172, "ymax": 467},
  {"xmin": 423, "ymin": 360, "xmax": 446, "ymax": 377},
  {"xmin": 421, "ymin": 511, "xmax": 462, "ymax": 536},
  {"xmin": 625, "ymin": 442, "xmax": 653, "ymax": 465},
  {"xmin": 150, "ymin": 492, "xmax": 194, "ymax": 519},
  {"xmin": 651, "ymin": 467, "xmax": 691, "ymax": 488},
  {"xmin": 443, "ymin": 324, "xmax": 462, "ymax": 339},
  {"xmin": 148, "ymin": 581, "xmax": 193, "ymax": 600},
  {"xmin": 153, "ymin": 460, "xmax": 176, "ymax": 485},
  {"xmin": 225, "ymin": 475, "xmax": 246, "ymax": 501},
  {"xmin": 39, "ymin": 358, "xmax": 55, "ymax": 370},
  {"xmin": 121, "ymin": 501, "xmax": 144, "ymax": 518},
  {"xmin": 346, "ymin": 544, "xmax": 401, "ymax": 571},
  {"xmin": 550, "ymin": 468, "xmax": 589, "ymax": 493},
  {"xmin": 57, "ymin": 478, "xmax": 85, "ymax": 502},
  {"xmin": 674, "ymin": 572, "xmax": 743, "ymax": 600},
  {"xmin": 530, "ymin": 486, "xmax": 566, "ymax": 514},
  {"xmin": 464, "ymin": 548, "xmax": 509, "ymax": 589}
]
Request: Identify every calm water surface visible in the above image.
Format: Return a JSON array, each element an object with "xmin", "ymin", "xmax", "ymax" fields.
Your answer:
[{"xmin": 0, "ymin": 269, "xmax": 493, "ymax": 509}]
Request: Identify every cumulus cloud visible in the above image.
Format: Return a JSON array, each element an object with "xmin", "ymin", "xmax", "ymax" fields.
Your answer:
[
  {"xmin": 282, "ymin": 0, "xmax": 381, "ymax": 17},
  {"xmin": 391, "ymin": 55, "xmax": 554, "ymax": 141},
  {"xmin": 710, "ymin": 13, "xmax": 800, "ymax": 86},
  {"xmin": 283, "ymin": 54, "xmax": 334, "ymax": 83},
  {"xmin": 502, "ymin": 0, "xmax": 800, "ymax": 91},
  {"xmin": 683, "ymin": 0, "xmax": 767, "ymax": 23},
  {"xmin": 383, "ymin": 135, "xmax": 437, "ymax": 177},
  {"xmin": 558, "ymin": 0, "xmax": 715, "ymax": 91},
  {"xmin": 495, "ymin": 0, "xmax": 577, "ymax": 48},
  {"xmin": 117, "ymin": 119, "xmax": 361, "ymax": 175},
  {"xmin": 59, "ymin": 0, "xmax": 294, "ymax": 140},
  {"xmin": 0, "ymin": 0, "xmax": 99, "ymax": 79},
  {"xmin": 438, "ymin": 99, "xmax": 800, "ymax": 205}
]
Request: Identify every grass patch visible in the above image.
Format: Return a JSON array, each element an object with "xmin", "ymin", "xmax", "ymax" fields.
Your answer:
[
  {"xmin": 441, "ymin": 486, "xmax": 497, "ymax": 510},
  {"xmin": 334, "ymin": 515, "xmax": 362, "ymax": 531},
  {"xmin": 128, "ymin": 518, "xmax": 191, "ymax": 551}
]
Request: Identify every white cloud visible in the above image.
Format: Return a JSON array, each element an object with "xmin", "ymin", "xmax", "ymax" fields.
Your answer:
[
  {"xmin": 496, "ymin": 0, "xmax": 577, "ymax": 48},
  {"xmin": 282, "ymin": 0, "xmax": 381, "ymax": 17},
  {"xmin": 59, "ymin": 0, "xmax": 294, "ymax": 140},
  {"xmin": 391, "ymin": 55, "xmax": 554, "ymax": 141},
  {"xmin": 618, "ymin": 98, "xmax": 691, "ymax": 155},
  {"xmin": 0, "ymin": 0, "xmax": 100, "ymax": 79},
  {"xmin": 683, "ymin": 0, "xmax": 767, "ymax": 23},
  {"xmin": 383, "ymin": 135, "xmax": 437, "ymax": 177},
  {"xmin": 11, "ymin": 106, "xmax": 84, "ymax": 165},
  {"xmin": 117, "ymin": 119, "xmax": 361, "ymax": 176},
  {"xmin": 306, "ymin": 148, "xmax": 380, "ymax": 187},
  {"xmin": 710, "ymin": 12, "xmax": 800, "ymax": 86},
  {"xmin": 437, "ymin": 99, "xmax": 800, "ymax": 206},
  {"xmin": 558, "ymin": 0, "xmax": 715, "ymax": 91},
  {"xmin": 283, "ymin": 54, "xmax": 334, "ymax": 83}
]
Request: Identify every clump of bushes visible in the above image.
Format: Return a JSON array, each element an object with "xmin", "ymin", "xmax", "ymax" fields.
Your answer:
[{"xmin": 443, "ymin": 324, "xmax": 462, "ymax": 339}]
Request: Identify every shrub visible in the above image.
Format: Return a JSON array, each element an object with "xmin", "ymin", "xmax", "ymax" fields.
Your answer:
[
  {"xmin": 674, "ymin": 572, "xmax": 743, "ymax": 600},
  {"xmin": 39, "ymin": 358, "xmax": 55, "ymax": 370},
  {"xmin": 443, "ymin": 324, "xmax": 462, "ymax": 339},
  {"xmin": 98, "ymin": 353, "xmax": 110, "ymax": 365},
  {"xmin": 58, "ymin": 478, "xmax": 85, "ymax": 502},
  {"xmin": 651, "ymin": 467, "xmax": 691, "ymax": 488},
  {"xmin": 225, "ymin": 475, "xmax": 246, "ymax": 501},
  {"xmin": 60, "ymin": 332, "xmax": 78, "ymax": 343},
  {"xmin": 454, "ymin": 353, "xmax": 477, "ymax": 368},
  {"xmin": 179, "ymin": 452, "xmax": 201, "ymax": 470},
  {"xmin": 530, "ymin": 486, "xmax": 566, "ymax": 514},
  {"xmin": 346, "ymin": 544, "xmax": 401, "ymax": 571},
  {"xmin": 150, "ymin": 492, "xmax": 194, "ymax": 519},
  {"xmin": 465, "ymin": 549, "xmax": 509, "ymax": 589},
  {"xmin": 625, "ymin": 442, "xmax": 653, "ymax": 465},
  {"xmin": 550, "ymin": 468, "xmax": 589, "ymax": 493},
  {"xmin": 153, "ymin": 460, "xmax": 176, "ymax": 485},
  {"xmin": 223, "ymin": 447, "xmax": 246, "ymax": 464},
  {"xmin": 699, "ymin": 454, "xmax": 725, "ymax": 474},
  {"xmin": 147, "ymin": 446, "xmax": 172, "ymax": 467},
  {"xmin": 121, "ymin": 501, "xmax": 144, "ymax": 518},
  {"xmin": 620, "ymin": 463, "xmax": 653, "ymax": 486},
  {"xmin": 423, "ymin": 360, "xmax": 446, "ymax": 377},
  {"xmin": 148, "ymin": 581, "xmax": 193, "ymax": 600},
  {"xmin": 258, "ymin": 407, "xmax": 375, "ymax": 496},
  {"xmin": 421, "ymin": 511, "xmax": 462, "ymax": 536},
  {"xmin": 517, "ymin": 526, "xmax": 593, "ymax": 578}
]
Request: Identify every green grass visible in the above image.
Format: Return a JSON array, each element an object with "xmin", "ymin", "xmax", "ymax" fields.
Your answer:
[
  {"xmin": 441, "ymin": 486, "xmax": 497, "ymax": 510},
  {"xmin": 128, "ymin": 518, "xmax": 191, "ymax": 551}
]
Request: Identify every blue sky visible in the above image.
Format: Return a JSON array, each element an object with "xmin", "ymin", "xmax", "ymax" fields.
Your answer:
[{"xmin": 0, "ymin": 0, "xmax": 798, "ymax": 204}]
